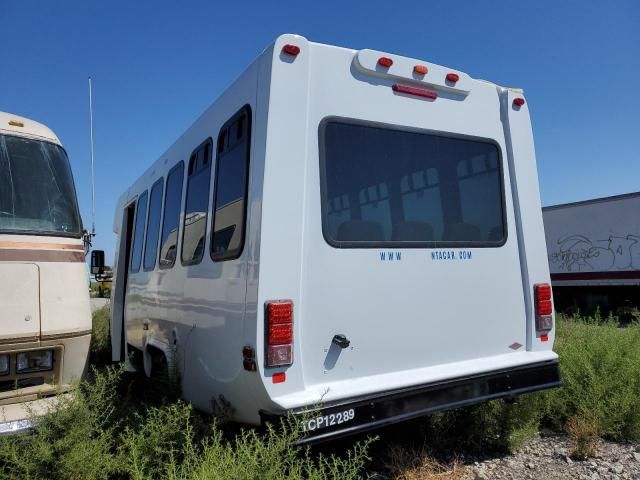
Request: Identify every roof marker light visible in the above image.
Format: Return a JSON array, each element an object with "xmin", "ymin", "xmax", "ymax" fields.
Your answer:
[
  {"xmin": 413, "ymin": 65, "xmax": 428, "ymax": 75},
  {"xmin": 446, "ymin": 73, "xmax": 459, "ymax": 83},
  {"xmin": 392, "ymin": 84, "xmax": 438, "ymax": 100},
  {"xmin": 282, "ymin": 44, "xmax": 300, "ymax": 56},
  {"xmin": 513, "ymin": 97, "xmax": 526, "ymax": 107},
  {"xmin": 377, "ymin": 57, "xmax": 393, "ymax": 68},
  {"xmin": 8, "ymin": 120, "xmax": 24, "ymax": 127}
]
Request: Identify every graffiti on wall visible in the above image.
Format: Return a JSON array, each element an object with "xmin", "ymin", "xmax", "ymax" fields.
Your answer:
[{"xmin": 549, "ymin": 234, "xmax": 640, "ymax": 272}]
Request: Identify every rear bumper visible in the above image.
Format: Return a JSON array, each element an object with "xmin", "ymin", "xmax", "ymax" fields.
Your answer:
[{"xmin": 261, "ymin": 360, "xmax": 561, "ymax": 444}]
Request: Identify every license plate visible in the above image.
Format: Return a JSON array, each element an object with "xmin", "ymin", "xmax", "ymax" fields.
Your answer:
[{"xmin": 302, "ymin": 408, "xmax": 355, "ymax": 432}]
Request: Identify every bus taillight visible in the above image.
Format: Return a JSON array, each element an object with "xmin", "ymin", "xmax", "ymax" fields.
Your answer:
[
  {"xmin": 534, "ymin": 284, "xmax": 553, "ymax": 333},
  {"xmin": 265, "ymin": 300, "xmax": 293, "ymax": 368}
]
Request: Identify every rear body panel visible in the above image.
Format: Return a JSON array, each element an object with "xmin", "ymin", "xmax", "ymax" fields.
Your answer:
[
  {"xmin": 302, "ymin": 47, "xmax": 526, "ymax": 385},
  {"xmin": 257, "ymin": 36, "xmax": 555, "ymax": 410}
]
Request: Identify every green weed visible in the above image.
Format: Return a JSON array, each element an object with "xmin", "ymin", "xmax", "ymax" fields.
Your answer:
[
  {"xmin": 542, "ymin": 314, "xmax": 640, "ymax": 441},
  {"xmin": 0, "ymin": 365, "xmax": 373, "ymax": 480},
  {"xmin": 90, "ymin": 304, "xmax": 112, "ymax": 366}
]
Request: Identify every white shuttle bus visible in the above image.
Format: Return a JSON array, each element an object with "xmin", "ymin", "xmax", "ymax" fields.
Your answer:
[
  {"xmin": 0, "ymin": 112, "xmax": 91, "ymax": 434},
  {"xmin": 105, "ymin": 35, "xmax": 560, "ymax": 442}
]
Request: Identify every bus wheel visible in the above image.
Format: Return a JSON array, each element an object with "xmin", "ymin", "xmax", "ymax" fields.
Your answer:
[{"xmin": 147, "ymin": 347, "xmax": 179, "ymax": 398}]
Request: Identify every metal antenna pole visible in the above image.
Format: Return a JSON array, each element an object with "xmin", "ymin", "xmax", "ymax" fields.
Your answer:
[{"xmin": 88, "ymin": 77, "xmax": 96, "ymax": 237}]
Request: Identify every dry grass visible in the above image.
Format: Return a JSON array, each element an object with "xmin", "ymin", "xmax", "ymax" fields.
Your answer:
[
  {"xmin": 385, "ymin": 444, "xmax": 469, "ymax": 480},
  {"xmin": 567, "ymin": 414, "xmax": 600, "ymax": 460}
]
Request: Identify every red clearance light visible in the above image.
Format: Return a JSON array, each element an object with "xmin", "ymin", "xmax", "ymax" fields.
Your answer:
[
  {"xmin": 534, "ymin": 283, "xmax": 553, "ymax": 332},
  {"xmin": 413, "ymin": 65, "xmax": 428, "ymax": 75},
  {"xmin": 540, "ymin": 334, "xmax": 549, "ymax": 342},
  {"xmin": 392, "ymin": 84, "xmax": 438, "ymax": 100},
  {"xmin": 268, "ymin": 323, "xmax": 292, "ymax": 344},
  {"xmin": 538, "ymin": 300, "xmax": 552, "ymax": 316},
  {"xmin": 267, "ymin": 302, "xmax": 293, "ymax": 323},
  {"xmin": 282, "ymin": 44, "xmax": 300, "ymax": 56},
  {"xmin": 513, "ymin": 97, "xmax": 526, "ymax": 107},
  {"xmin": 265, "ymin": 300, "xmax": 293, "ymax": 368},
  {"xmin": 377, "ymin": 56, "xmax": 393, "ymax": 68},
  {"xmin": 446, "ymin": 73, "xmax": 459, "ymax": 83},
  {"xmin": 535, "ymin": 284, "xmax": 552, "ymax": 315},
  {"xmin": 272, "ymin": 372, "xmax": 286, "ymax": 384}
]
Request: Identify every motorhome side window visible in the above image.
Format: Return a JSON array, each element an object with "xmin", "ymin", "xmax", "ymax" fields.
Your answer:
[
  {"xmin": 159, "ymin": 161, "xmax": 184, "ymax": 269},
  {"xmin": 130, "ymin": 191, "xmax": 148, "ymax": 273},
  {"xmin": 181, "ymin": 140, "xmax": 212, "ymax": 265},
  {"xmin": 321, "ymin": 120, "xmax": 505, "ymax": 247},
  {"xmin": 211, "ymin": 106, "xmax": 251, "ymax": 261},
  {"xmin": 143, "ymin": 178, "xmax": 164, "ymax": 271}
]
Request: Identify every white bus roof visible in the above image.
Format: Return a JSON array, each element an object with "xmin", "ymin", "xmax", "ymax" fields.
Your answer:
[{"xmin": 0, "ymin": 111, "xmax": 62, "ymax": 146}]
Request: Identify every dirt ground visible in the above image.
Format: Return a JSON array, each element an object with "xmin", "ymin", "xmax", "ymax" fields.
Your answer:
[{"xmin": 465, "ymin": 433, "xmax": 640, "ymax": 480}]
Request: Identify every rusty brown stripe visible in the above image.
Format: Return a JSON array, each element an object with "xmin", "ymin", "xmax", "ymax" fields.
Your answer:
[
  {"xmin": 0, "ymin": 249, "xmax": 85, "ymax": 263},
  {"xmin": 0, "ymin": 241, "xmax": 84, "ymax": 251},
  {"xmin": 0, "ymin": 335, "xmax": 39, "ymax": 346},
  {"xmin": 41, "ymin": 330, "xmax": 92, "ymax": 341}
]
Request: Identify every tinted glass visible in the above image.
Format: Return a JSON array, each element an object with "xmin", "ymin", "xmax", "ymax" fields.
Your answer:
[
  {"xmin": 0, "ymin": 135, "xmax": 82, "ymax": 236},
  {"xmin": 181, "ymin": 141, "xmax": 212, "ymax": 265},
  {"xmin": 143, "ymin": 178, "xmax": 164, "ymax": 271},
  {"xmin": 211, "ymin": 108, "xmax": 251, "ymax": 261},
  {"xmin": 159, "ymin": 162, "xmax": 184, "ymax": 269},
  {"xmin": 130, "ymin": 191, "xmax": 148, "ymax": 272},
  {"xmin": 321, "ymin": 120, "xmax": 505, "ymax": 246}
]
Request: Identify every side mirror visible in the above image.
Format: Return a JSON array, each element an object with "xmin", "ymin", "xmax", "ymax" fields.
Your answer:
[{"xmin": 91, "ymin": 250, "xmax": 105, "ymax": 275}]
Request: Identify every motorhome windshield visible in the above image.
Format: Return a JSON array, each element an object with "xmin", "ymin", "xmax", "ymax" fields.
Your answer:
[{"xmin": 0, "ymin": 134, "xmax": 82, "ymax": 236}]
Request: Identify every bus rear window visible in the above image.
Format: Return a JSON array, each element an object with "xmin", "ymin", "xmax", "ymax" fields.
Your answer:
[{"xmin": 320, "ymin": 120, "xmax": 506, "ymax": 247}]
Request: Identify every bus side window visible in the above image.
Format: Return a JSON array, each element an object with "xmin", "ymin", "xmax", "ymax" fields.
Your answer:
[
  {"xmin": 130, "ymin": 190, "xmax": 148, "ymax": 273},
  {"xmin": 143, "ymin": 177, "xmax": 164, "ymax": 271},
  {"xmin": 211, "ymin": 105, "xmax": 252, "ymax": 261},
  {"xmin": 159, "ymin": 161, "xmax": 184, "ymax": 269},
  {"xmin": 181, "ymin": 140, "xmax": 212, "ymax": 265}
]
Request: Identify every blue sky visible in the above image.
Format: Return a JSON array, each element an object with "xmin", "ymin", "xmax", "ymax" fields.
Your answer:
[{"xmin": 1, "ymin": 1, "xmax": 638, "ymax": 262}]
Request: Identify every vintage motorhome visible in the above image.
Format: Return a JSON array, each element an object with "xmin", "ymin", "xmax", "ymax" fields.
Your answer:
[
  {"xmin": 105, "ymin": 35, "xmax": 560, "ymax": 442},
  {"xmin": 0, "ymin": 111, "xmax": 91, "ymax": 434}
]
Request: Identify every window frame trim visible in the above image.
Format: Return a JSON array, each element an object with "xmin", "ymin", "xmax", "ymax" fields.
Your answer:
[
  {"xmin": 318, "ymin": 116, "xmax": 509, "ymax": 249},
  {"xmin": 129, "ymin": 189, "xmax": 149, "ymax": 273},
  {"xmin": 180, "ymin": 138, "xmax": 213, "ymax": 267},
  {"xmin": 142, "ymin": 176, "xmax": 165, "ymax": 272},
  {"xmin": 158, "ymin": 160, "xmax": 185, "ymax": 271},
  {"xmin": 209, "ymin": 104, "xmax": 252, "ymax": 263}
]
